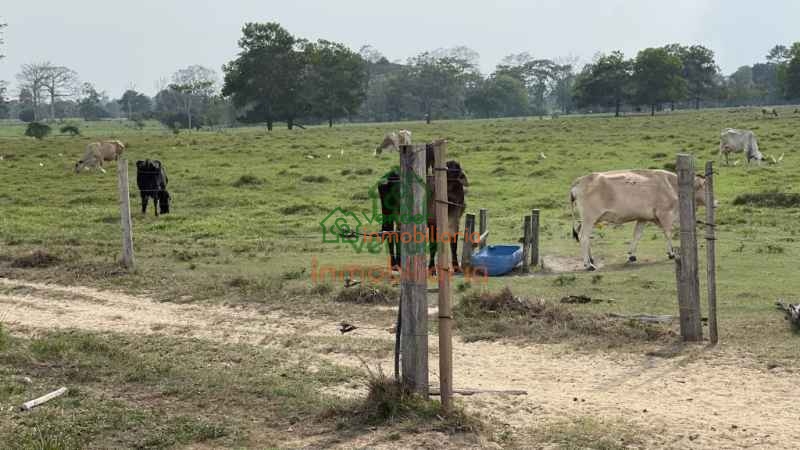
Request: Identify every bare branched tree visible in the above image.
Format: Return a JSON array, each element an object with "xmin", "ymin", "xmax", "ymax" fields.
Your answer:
[
  {"xmin": 42, "ymin": 65, "xmax": 79, "ymax": 119},
  {"xmin": 16, "ymin": 63, "xmax": 50, "ymax": 121},
  {"xmin": 0, "ymin": 21, "xmax": 7, "ymax": 59},
  {"xmin": 170, "ymin": 65, "xmax": 216, "ymax": 130}
]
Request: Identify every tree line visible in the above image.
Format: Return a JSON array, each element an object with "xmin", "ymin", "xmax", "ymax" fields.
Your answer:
[{"xmin": 3, "ymin": 21, "xmax": 800, "ymax": 127}]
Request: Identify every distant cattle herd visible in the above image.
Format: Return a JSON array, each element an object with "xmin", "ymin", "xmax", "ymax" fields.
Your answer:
[{"xmin": 72, "ymin": 107, "xmax": 785, "ymax": 271}]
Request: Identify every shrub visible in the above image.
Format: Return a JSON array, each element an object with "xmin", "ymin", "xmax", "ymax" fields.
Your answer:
[
  {"xmin": 232, "ymin": 174, "xmax": 263, "ymax": 187},
  {"xmin": 59, "ymin": 124, "xmax": 81, "ymax": 136},
  {"xmin": 25, "ymin": 122, "xmax": 51, "ymax": 140}
]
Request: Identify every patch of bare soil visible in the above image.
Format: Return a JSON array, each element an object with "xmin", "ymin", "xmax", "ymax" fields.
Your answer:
[{"xmin": 2, "ymin": 277, "xmax": 799, "ymax": 449}]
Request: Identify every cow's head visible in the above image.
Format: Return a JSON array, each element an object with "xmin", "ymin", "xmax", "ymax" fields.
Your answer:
[
  {"xmin": 693, "ymin": 175, "xmax": 719, "ymax": 208},
  {"xmin": 374, "ymin": 130, "xmax": 411, "ymax": 156},
  {"xmin": 446, "ymin": 160, "xmax": 469, "ymax": 187}
]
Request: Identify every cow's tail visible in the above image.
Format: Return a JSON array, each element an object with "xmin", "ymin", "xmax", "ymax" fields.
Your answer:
[{"xmin": 570, "ymin": 184, "xmax": 581, "ymax": 242}]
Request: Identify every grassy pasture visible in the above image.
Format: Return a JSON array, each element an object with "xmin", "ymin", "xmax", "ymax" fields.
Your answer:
[{"xmin": 1, "ymin": 109, "xmax": 800, "ymax": 447}]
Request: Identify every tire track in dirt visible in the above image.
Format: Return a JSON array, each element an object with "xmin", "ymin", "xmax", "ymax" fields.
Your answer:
[{"xmin": 2, "ymin": 277, "xmax": 798, "ymax": 449}]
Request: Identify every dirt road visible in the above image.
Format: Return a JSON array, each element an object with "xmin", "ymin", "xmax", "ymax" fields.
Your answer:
[{"xmin": 2, "ymin": 277, "xmax": 798, "ymax": 449}]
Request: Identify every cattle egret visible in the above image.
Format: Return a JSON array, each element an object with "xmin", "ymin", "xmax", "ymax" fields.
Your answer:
[
  {"xmin": 39, "ymin": 162, "xmax": 44, "ymax": 167},
  {"xmin": 306, "ymin": 155, "xmax": 314, "ymax": 159},
  {"xmin": 327, "ymin": 154, "xmax": 331, "ymax": 159},
  {"xmin": 539, "ymin": 152, "xmax": 547, "ymax": 160}
]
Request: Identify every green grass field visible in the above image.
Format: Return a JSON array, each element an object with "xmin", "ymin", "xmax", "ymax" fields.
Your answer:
[{"xmin": 1, "ymin": 109, "xmax": 800, "ymax": 447}]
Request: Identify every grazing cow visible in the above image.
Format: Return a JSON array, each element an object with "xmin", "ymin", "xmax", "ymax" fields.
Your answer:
[
  {"xmin": 570, "ymin": 169, "xmax": 709, "ymax": 271},
  {"xmin": 377, "ymin": 160, "xmax": 468, "ymax": 273},
  {"xmin": 75, "ymin": 140, "xmax": 125, "ymax": 173},
  {"xmin": 135, "ymin": 159, "xmax": 171, "ymax": 216},
  {"xmin": 375, "ymin": 129, "xmax": 435, "ymax": 170},
  {"xmin": 719, "ymin": 128, "xmax": 764, "ymax": 165},
  {"xmin": 762, "ymin": 107, "xmax": 779, "ymax": 117}
]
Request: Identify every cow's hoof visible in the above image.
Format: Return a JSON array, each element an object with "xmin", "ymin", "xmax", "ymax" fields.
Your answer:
[
  {"xmin": 667, "ymin": 253, "xmax": 676, "ymax": 260},
  {"xmin": 585, "ymin": 264, "xmax": 597, "ymax": 272},
  {"xmin": 628, "ymin": 255, "xmax": 637, "ymax": 263}
]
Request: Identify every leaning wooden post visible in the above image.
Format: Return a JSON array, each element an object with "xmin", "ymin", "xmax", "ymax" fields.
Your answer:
[
  {"xmin": 433, "ymin": 141, "xmax": 453, "ymax": 411},
  {"xmin": 676, "ymin": 154, "xmax": 702, "ymax": 341},
  {"xmin": 531, "ymin": 209, "xmax": 540, "ymax": 267},
  {"xmin": 479, "ymin": 209, "xmax": 488, "ymax": 249},
  {"xmin": 704, "ymin": 161, "xmax": 719, "ymax": 345},
  {"xmin": 521, "ymin": 215, "xmax": 531, "ymax": 273},
  {"xmin": 461, "ymin": 213, "xmax": 476, "ymax": 269},
  {"xmin": 399, "ymin": 144, "xmax": 429, "ymax": 396},
  {"xmin": 117, "ymin": 159, "xmax": 135, "ymax": 270}
]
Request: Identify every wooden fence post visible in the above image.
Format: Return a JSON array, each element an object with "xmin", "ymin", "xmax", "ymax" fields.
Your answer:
[
  {"xmin": 117, "ymin": 159, "xmax": 135, "ymax": 270},
  {"xmin": 461, "ymin": 213, "xmax": 475, "ymax": 269},
  {"xmin": 479, "ymin": 209, "xmax": 488, "ymax": 249},
  {"xmin": 399, "ymin": 144, "xmax": 429, "ymax": 396},
  {"xmin": 531, "ymin": 209, "xmax": 540, "ymax": 267},
  {"xmin": 705, "ymin": 161, "xmax": 718, "ymax": 345},
  {"xmin": 433, "ymin": 141, "xmax": 453, "ymax": 411},
  {"xmin": 521, "ymin": 215, "xmax": 531, "ymax": 273},
  {"xmin": 676, "ymin": 154, "xmax": 702, "ymax": 341}
]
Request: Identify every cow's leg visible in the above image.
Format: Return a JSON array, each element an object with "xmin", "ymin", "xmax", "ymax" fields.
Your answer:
[
  {"xmin": 627, "ymin": 221, "xmax": 646, "ymax": 262},
  {"xmin": 657, "ymin": 213, "xmax": 676, "ymax": 259},
  {"xmin": 579, "ymin": 219, "xmax": 596, "ymax": 270},
  {"xmin": 450, "ymin": 241, "xmax": 460, "ymax": 273},
  {"xmin": 141, "ymin": 194, "xmax": 148, "ymax": 214},
  {"xmin": 154, "ymin": 195, "xmax": 160, "ymax": 217},
  {"xmin": 428, "ymin": 223, "xmax": 437, "ymax": 275},
  {"xmin": 382, "ymin": 220, "xmax": 398, "ymax": 269}
]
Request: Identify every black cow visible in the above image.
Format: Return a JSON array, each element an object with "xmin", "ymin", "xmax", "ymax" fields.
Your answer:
[
  {"xmin": 377, "ymin": 159, "xmax": 468, "ymax": 273},
  {"xmin": 135, "ymin": 159, "xmax": 171, "ymax": 216}
]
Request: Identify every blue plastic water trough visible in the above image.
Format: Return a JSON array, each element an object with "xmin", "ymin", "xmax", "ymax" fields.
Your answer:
[{"xmin": 470, "ymin": 244, "xmax": 523, "ymax": 276}]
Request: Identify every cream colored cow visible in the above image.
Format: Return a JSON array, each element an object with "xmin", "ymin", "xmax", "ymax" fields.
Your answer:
[
  {"xmin": 570, "ymin": 169, "xmax": 709, "ymax": 271},
  {"xmin": 374, "ymin": 129, "xmax": 412, "ymax": 155},
  {"xmin": 75, "ymin": 140, "xmax": 126, "ymax": 173}
]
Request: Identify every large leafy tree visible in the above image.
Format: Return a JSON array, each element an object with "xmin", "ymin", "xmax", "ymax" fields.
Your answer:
[
  {"xmin": 304, "ymin": 40, "xmax": 367, "ymax": 127},
  {"xmin": 465, "ymin": 73, "xmax": 528, "ymax": 118},
  {"xmin": 78, "ymin": 83, "xmax": 109, "ymax": 120},
  {"xmin": 665, "ymin": 44, "xmax": 718, "ymax": 109},
  {"xmin": 118, "ymin": 89, "xmax": 153, "ymax": 118},
  {"xmin": 572, "ymin": 51, "xmax": 632, "ymax": 117},
  {"xmin": 222, "ymin": 22, "xmax": 306, "ymax": 130},
  {"xmin": 785, "ymin": 42, "xmax": 800, "ymax": 99},
  {"xmin": 632, "ymin": 47, "xmax": 686, "ymax": 115},
  {"xmin": 405, "ymin": 52, "xmax": 475, "ymax": 124},
  {"xmin": 727, "ymin": 66, "xmax": 756, "ymax": 102}
]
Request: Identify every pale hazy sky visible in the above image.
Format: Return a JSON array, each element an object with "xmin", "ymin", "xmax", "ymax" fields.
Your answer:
[{"xmin": 1, "ymin": 0, "xmax": 798, "ymax": 98}]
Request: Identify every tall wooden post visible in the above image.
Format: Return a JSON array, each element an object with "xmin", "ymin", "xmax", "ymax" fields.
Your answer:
[
  {"xmin": 704, "ymin": 161, "xmax": 719, "ymax": 345},
  {"xmin": 399, "ymin": 144, "xmax": 429, "ymax": 396},
  {"xmin": 676, "ymin": 154, "xmax": 702, "ymax": 341},
  {"xmin": 461, "ymin": 213, "xmax": 475, "ymax": 269},
  {"xmin": 117, "ymin": 159, "xmax": 135, "ymax": 270},
  {"xmin": 433, "ymin": 142, "xmax": 453, "ymax": 411},
  {"xmin": 479, "ymin": 209, "xmax": 488, "ymax": 249},
  {"xmin": 531, "ymin": 209, "xmax": 540, "ymax": 267},
  {"xmin": 521, "ymin": 215, "xmax": 531, "ymax": 273}
]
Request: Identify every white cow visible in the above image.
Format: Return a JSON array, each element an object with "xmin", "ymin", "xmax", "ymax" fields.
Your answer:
[
  {"xmin": 719, "ymin": 129, "xmax": 763, "ymax": 165},
  {"xmin": 570, "ymin": 169, "xmax": 709, "ymax": 271}
]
